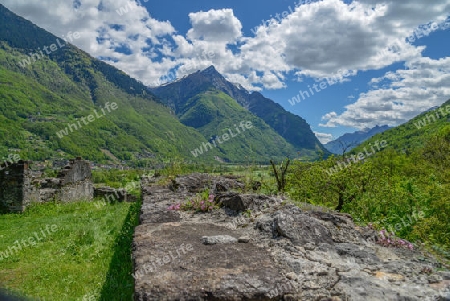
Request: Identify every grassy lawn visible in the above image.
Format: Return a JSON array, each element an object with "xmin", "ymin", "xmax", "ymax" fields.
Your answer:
[{"xmin": 0, "ymin": 199, "xmax": 141, "ymax": 301}]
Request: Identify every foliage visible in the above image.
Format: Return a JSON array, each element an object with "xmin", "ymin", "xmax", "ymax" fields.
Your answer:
[
  {"xmin": 175, "ymin": 90, "xmax": 300, "ymax": 163},
  {"xmin": 151, "ymin": 66, "xmax": 328, "ymax": 159},
  {"xmin": 352, "ymin": 99, "xmax": 450, "ymax": 155},
  {"xmin": 287, "ymin": 128, "xmax": 450, "ymax": 256},
  {"xmin": 0, "ymin": 32, "xmax": 217, "ymax": 163},
  {"xmin": 92, "ymin": 169, "xmax": 144, "ymax": 188},
  {"xmin": 270, "ymin": 158, "xmax": 290, "ymax": 192},
  {"xmin": 369, "ymin": 226, "xmax": 414, "ymax": 250}
]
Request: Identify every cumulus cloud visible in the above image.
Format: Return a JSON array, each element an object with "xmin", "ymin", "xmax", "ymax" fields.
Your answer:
[
  {"xmin": 320, "ymin": 57, "xmax": 450, "ymax": 129},
  {"xmin": 1, "ymin": 0, "xmax": 449, "ymax": 96},
  {"xmin": 1, "ymin": 0, "xmax": 179, "ymax": 85},
  {"xmin": 187, "ymin": 9, "xmax": 242, "ymax": 42},
  {"xmin": 248, "ymin": 0, "xmax": 449, "ymax": 80},
  {"xmin": 314, "ymin": 131, "xmax": 334, "ymax": 144}
]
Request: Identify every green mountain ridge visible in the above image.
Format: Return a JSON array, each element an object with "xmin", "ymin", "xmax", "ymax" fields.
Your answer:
[
  {"xmin": 179, "ymin": 89, "xmax": 298, "ymax": 161},
  {"xmin": 0, "ymin": 4, "xmax": 218, "ymax": 164},
  {"xmin": 151, "ymin": 66, "xmax": 327, "ymax": 159},
  {"xmin": 0, "ymin": 4, "xmax": 322, "ymax": 164},
  {"xmin": 352, "ymin": 99, "xmax": 450, "ymax": 155}
]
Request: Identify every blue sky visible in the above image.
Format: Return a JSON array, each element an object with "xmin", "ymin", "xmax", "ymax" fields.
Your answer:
[{"xmin": 2, "ymin": 0, "xmax": 450, "ymax": 143}]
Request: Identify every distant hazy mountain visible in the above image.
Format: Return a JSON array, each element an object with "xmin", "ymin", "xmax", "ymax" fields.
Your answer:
[
  {"xmin": 151, "ymin": 66, "xmax": 329, "ymax": 160},
  {"xmin": 353, "ymin": 100, "xmax": 450, "ymax": 154},
  {"xmin": 324, "ymin": 125, "xmax": 391, "ymax": 154}
]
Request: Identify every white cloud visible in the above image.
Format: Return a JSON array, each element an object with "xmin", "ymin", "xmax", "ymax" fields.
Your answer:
[
  {"xmin": 1, "ymin": 0, "xmax": 449, "ymax": 94},
  {"xmin": 320, "ymin": 57, "xmax": 450, "ymax": 129},
  {"xmin": 187, "ymin": 9, "xmax": 242, "ymax": 42},
  {"xmin": 314, "ymin": 131, "xmax": 334, "ymax": 144},
  {"xmin": 247, "ymin": 0, "xmax": 449, "ymax": 80},
  {"xmin": 1, "ymin": 0, "xmax": 179, "ymax": 85}
]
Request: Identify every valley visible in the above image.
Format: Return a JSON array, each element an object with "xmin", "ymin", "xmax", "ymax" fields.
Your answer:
[{"xmin": 0, "ymin": 2, "xmax": 449, "ymax": 300}]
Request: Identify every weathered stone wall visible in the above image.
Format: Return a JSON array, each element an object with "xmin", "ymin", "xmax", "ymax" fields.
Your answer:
[
  {"xmin": 94, "ymin": 187, "xmax": 128, "ymax": 202},
  {"xmin": 58, "ymin": 157, "xmax": 92, "ymax": 186},
  {"xmin": 0, "ymin": 158, "xmax": 93, "ymax": 213},
  {"xmin": 56, "ymin": 157, "xmax": 93, "ymax": 202},
  {"xmin": 0, "ymin": 161, "xmax": 38, "ymax": 213},
  {"xmin": 59, "ymin": 179, "xmax": 93, "ymax": 202}
]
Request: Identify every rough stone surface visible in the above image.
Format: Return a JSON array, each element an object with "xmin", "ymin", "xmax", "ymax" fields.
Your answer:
[
  {"xmin": 0, "ymin": 160, "xmax": 36, "ymax": 212},
  {"xmin": 133, "ymin": 173, "xmax": 450, "ymax": 301},
  {"xmin": 0, "ymin": 158, "xmax": 94, "ymax": 213},
  {"xmin": 201, "ymin": 235, "xmax": 238, "ymax": 245}
]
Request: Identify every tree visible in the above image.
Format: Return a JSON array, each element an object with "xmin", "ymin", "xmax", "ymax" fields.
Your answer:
[{"xmin": 270, "ymin": 158, "xmax": 290, "ymax": 192}]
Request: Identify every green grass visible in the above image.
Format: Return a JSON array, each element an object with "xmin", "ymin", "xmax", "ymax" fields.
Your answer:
[{"xmin": 0, "ymin": 199, "xmax": 141, "ymax": 301}]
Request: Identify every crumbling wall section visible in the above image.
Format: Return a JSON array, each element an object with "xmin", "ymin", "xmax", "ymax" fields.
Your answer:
[
  {"xmin": 0, "ymin": 157, "xmax": 93, "ymax": 213},
  {"xmin": 57, "ymin": 157, "xmax": 93, "ymax": 202},
  {"xmin": 0, "ymin": 161, "xmax": 39, "ymax": 213}
]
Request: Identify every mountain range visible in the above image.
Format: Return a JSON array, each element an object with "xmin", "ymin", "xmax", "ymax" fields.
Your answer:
[
  {"xmin": 353, "ymin": 99, "xmax": 450, "ymax": 155},
  {"xmin": 0, "ymin": 4, "xmax": 326, "ymax": 165},
  {"xmin": 324, "ymin": 125, "xmax": 391, "ymax": 154},
  {"xmin": 150, "ymin": 66, "xmax": 327, "ymax": 160}
]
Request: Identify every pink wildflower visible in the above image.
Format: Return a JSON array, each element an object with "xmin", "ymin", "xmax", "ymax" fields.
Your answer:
[{"xmin": 168, "ymin": 203, "xmax": 181, "ymax": 211}]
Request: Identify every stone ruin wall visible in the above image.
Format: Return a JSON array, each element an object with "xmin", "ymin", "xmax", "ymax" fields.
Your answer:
[
  {"xmin": 0, "ymin": 157, "xmax": 94, "ymax": 213},
  {"xmin": 0, "ymin": 160, "xmax": 38, "ymax": 213}
]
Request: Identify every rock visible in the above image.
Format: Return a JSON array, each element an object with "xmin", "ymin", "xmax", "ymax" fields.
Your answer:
[
  {"xmin": 438, "ymin": 271, "xmax": 450, "ymax": 280},
  {"xmin": 218, "ymin": 193, "xmax": 283, "ymax": 212},
  {"xmin": 429, "ymin": 274, "xmax": 443, "ymax": 284},
  {"xmin": 217, "ymin": 193, "xmax": 245, "ymax": 211},
  {"xmin": 374, "ymin": 271, "xmax": 405, "ymax": 282},
  {"xmin": 238, "ymin": 236, "xmax": 250, "ymax": 243},
  {"xmin": 335, "ymin": 243, "xmax": 380, "ymax": 265},
  {"xmin": 134, "ymin": 224, "xmax": 291, "ymax": 300},
  {"xmin": 286, "ymin": 272, "xmax": 298, "ymax": 280},
  {"xmin": 214, "ymin": 182, "xmax": 228, "ymax": 192},
  {"xmin": 273, "ymin": 207, "xmax": 334, "ymax": 246},
  {"xmin": 133, "ymin": 173, "xmax": 450, "ymax": 301},
  {"xmin": 201, "ymin": 235, "xmax": 237, "ymax": 245}
]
